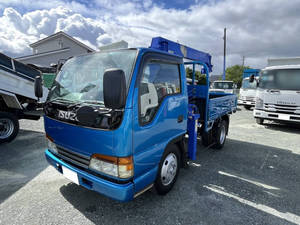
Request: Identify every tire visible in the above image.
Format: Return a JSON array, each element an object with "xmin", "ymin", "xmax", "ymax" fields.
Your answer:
[
  {"xmin": 202, "ymin": 130, "xmax": 212, "ymax": 147},
  {"xmin": 256, "ymin": 118, "xmax": 264, "ymax": 125},
  {"xmin": 155, "ymin": 144, "xmax": 180, "ymax": 195},
  {"xmin": 212, "ymin": 120, "xmax": 228, "ymax": 149},
  {"xmin": 244, "ymin": 105, "xmax": 252, "ymax": 110},
  {"xmin": 0, "ymin": 112, "xmax": 19, "ymax": 144}
]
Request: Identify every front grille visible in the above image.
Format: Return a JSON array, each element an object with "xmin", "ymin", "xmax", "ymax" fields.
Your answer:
[
  {"xmin": 56, "ymin": 146, "xmax": 90, "ymax": 169},
  {"xmin": 264, "ymin": 103, "xmax": 300, "ymax": 115},
  {"xmin": 53, "ymin": 146, "xmax": 132, "ymax": 185}
]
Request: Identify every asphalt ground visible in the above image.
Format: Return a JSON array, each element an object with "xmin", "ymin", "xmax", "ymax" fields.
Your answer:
[{"xmin": 0, "ymin": 108, "xmax": 300, "ymax": 225}]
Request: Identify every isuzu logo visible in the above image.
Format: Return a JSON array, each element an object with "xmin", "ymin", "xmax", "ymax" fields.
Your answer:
[{"xmin": 58, "ymin": 110, "xmax": 77, "ymax": 121}]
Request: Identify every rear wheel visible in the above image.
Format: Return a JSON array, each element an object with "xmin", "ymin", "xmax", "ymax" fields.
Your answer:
[
  {"xmin": 0, "ymin": 112, "xmax": 19, "ymax": 144},
  {"xmin": 256, "ymin": 118, "xmax": 264, "ymax": 125},
  {"xmin": 155, "ymin": 144, "xmax": 180, "ymax": 195},
  {"xmin": 244, "ymin": 105, "xmax": 252, "ymax": 110},
  {"xmin": 212, "ymin": 120, "xmax": 228, "ymax": 149}
]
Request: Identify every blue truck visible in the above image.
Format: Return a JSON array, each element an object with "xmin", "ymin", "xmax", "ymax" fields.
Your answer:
[{"xmin": 34, "ymin": 37, "xmax": 237, "ymax": 201}]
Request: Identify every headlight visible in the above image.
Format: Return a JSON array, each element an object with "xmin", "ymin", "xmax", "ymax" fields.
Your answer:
[
  {"xmin": 46, "ymin": 135, "xmax": 58, "ymax": 154},
  {"xmin": 89, "ymin": 154, "xmax": 133, "ymax": 179},
  {"xmin": 255, "ymin": 97, "xmax": 264, "ymax": 109}
]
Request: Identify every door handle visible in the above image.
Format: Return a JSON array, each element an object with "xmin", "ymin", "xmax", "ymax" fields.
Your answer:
[{"xmin": 177, "ymin": 115, "xmax": 184, "ymax": 123}]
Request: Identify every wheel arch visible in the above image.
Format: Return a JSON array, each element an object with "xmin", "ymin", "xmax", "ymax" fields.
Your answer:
[
  {"xmin": 221, "ymin": 114, "xmax": 230, "ymax": 134},
  {"xmin": 163, "ymin": 134, "xmax": 187, "ymax": 168}
]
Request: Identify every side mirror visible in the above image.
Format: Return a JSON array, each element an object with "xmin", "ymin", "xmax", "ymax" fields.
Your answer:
[
  {"xmin": 249, "ymin": 74, "xmax": 255, "ymax": 83},
  {"xmin": 103, "ymin": 68, "xmax": 126, "ymax": 109},
  {"xmin": 34, "ymin": 75, "xmax": 43, "ymax": 99}
]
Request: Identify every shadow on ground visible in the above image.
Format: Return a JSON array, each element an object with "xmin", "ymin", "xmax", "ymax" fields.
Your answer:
[
  {"xmin": 59, "ymin": 138, "xmax": 300, "ymax": 225},
  {"xmin": 262, "ymin": 121, "xmax": 300, "ymax": 134},
  {"xmin": 0, "ymin": 129, "xmax": 47, "ymax": 203}
]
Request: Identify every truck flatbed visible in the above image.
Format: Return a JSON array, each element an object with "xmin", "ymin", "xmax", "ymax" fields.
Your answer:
[
  {"xmin": 0, "ymin": 52, "xmax": 49, "ymax": 143},
  {"xmin": 0, "ymin": 52, "xmax": 48, "ymax": 101}
]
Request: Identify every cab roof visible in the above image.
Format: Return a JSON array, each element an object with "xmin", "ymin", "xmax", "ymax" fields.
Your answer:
[{"xmin": 264, "ymin": 65, "xmax": 300, "ymax": 70}]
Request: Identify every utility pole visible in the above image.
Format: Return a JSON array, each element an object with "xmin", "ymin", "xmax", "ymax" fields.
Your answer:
[
  {"xmin": 242, "ymin": 55, "xmax": 245, "ymax": 68},
  {"xmin": 223, "ymin": 28, "xmax": 226, "ymax": 80}
]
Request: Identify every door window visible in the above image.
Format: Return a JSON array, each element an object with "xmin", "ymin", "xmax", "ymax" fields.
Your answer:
[{"xmin": 139, "ymin": 61, "xmax": 181, "ymax": 124}]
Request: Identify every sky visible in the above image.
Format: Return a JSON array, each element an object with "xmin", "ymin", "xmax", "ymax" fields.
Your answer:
[{"xmin": 0, "ymin": 0, "xmax": 300, "ymax": 74}]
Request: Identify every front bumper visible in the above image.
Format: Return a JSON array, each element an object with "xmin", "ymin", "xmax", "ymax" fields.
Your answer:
[
  {"xmin": 45, "ymin": 149, "xmax": 134, "ymax": 202},
  {"xmin": 253, "ymin": 109, "xmax": 300, "ymax": 123},
  {"xmin": 238, "ymin": 99, "xmax": 255, "ymax": 106}
]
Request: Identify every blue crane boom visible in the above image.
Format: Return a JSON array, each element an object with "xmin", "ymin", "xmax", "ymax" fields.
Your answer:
[{"xmin": 150, "ymin": 36, "xmax": 213, "ymax": 72}]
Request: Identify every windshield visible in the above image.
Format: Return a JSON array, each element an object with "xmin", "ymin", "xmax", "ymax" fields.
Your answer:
[
  {"xmin": 259, "ymin": 69, "xmax": 300, "ymax": 91},
  {"xmin": 212, "ymin": 82, "xmax": 233, "ymax": 89},
  {"xmin": 47, "ymin": 50, "xmax": 137, "ymax": 104},
  {"xmin": 242, "ymin": 78, "xmax": 257, "ymax": 89}
]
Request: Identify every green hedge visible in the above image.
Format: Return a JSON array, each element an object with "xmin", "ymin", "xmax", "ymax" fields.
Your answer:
[{"xmin": 43, "ymin": 73, "xmax": 56, "ymax": 89}]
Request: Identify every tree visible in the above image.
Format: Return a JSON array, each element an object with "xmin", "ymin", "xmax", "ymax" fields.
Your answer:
[
  {"xmin": 225, "ymin": 65, "xmax": 250, "ymax": 88},
  {"xmin": 185, "ymin": 67, "xmax": 207, "ymax": 85}
]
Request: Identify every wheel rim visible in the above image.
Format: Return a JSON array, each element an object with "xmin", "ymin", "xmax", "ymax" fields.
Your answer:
[
  {"xmin": 161, "ymin": 153, "xmax": 178, "ymax": 186},
  {"xmin": 0, "ymin": 119, "xmax": 14, "ymax": 139},
  {"xmin": 220, "ymin": 124, "xmax": 226, "ymax": 144}
]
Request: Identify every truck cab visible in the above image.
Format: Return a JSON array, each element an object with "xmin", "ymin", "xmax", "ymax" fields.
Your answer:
[
  {"xmin": 41, "ymin": 37, "xmax": 236, "ymax": 202},
  {"xmin": 254, "ymin": 64, "xmax": 300, "ymax": 124},
  {"xmin": 210, "ymin": 80, "xmax": 236, "ymax": 94},
  {"xmin": 238, "ymin": 69, "xmax": 260, "ymax": 110}
]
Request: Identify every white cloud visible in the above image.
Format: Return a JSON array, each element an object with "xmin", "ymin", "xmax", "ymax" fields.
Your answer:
[
  {"xmin": 1, "ymin": 0, "xmax": 300, "ymax": 74},
  {"xmin": 0, "ymin": 6, "xmax": 105, "ymax": 55}
]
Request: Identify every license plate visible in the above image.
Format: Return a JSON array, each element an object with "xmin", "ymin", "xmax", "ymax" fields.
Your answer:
[
  {"xmin": 278, "ymin": 114, "xmax": 290, "ymax": 120},
  {"xmin": 62, "ymin": 166, "xmax": 79, "ymax": 185},
  {"xmin": 246, "ymin": 101, "xmax": 252, "ymax": 105}
]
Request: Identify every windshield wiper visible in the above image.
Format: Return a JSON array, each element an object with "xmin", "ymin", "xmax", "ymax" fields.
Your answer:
[
  {"xmin": 81, "ymin": 100, "xmax": 104, "ymax": 104},
  {"xmin": 67, "ymin": 100, "xmax": 105, "ymax": 108},
  {"xmin": 48, "ymin": 98, "xmax": 76, "ymax": 104},
  {"xmin": 79, "ymin": 84, "xmax": 96, "ymax": 93}
]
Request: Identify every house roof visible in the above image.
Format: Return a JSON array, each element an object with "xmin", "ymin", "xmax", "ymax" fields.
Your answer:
[
  {"xmin": 29, "ymin": 31, "xmax": 95, "ymax": 52},
  {"xmin": 15, "ymin": 47, "xmax": 70, "ymax": 60}
]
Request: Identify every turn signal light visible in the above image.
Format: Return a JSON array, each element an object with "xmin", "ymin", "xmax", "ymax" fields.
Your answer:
[{"xmin": 89, "ymin": 154, "xmax": 133, "ymax": 179}]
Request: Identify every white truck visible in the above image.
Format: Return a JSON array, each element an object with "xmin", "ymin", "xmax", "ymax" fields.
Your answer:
[
  {"xmin": 253, "ymin": 57, "xmax": 300, "ymax": 124},
  {"xmin": 210, "ymin": 80, "xmax": 236, "ymax": 94},
  {"xmin": 238, "ymin": 69, "xmax": 260, "ymax": 110},
  {"xmin": 0, "ymin": 52, "xmax": 48, "ymax": 143}
]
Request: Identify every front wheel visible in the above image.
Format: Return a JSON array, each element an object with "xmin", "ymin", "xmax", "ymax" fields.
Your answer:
[
  {"xmin": 244, "ymin": 105, "xmax": 252, "ymax": 110},
  {"xmin": 256, "ymin": 118, "xmax": 264, "ymax": 125},
  {"xmin": 155, "ymin": 144, "xmax": 180, "ymax": 195},
  {"xmin": 0, "ymin": 112, "xmax": 19, "ymax": 144},
  {"xmin": 213, "ymin": 120, "xmax": 228, "ymax": 149}
]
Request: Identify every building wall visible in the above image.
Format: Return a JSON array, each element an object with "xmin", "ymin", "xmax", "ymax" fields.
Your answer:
[
  {"xmin": 18, "ymin": 50, "xmax": 73, "ymax": 66},
  {"xmin": 32, "ymin": 36, "xmax": 61, "ymax": 54},
  {"xmin": 19, "ymin": 35, "xmax": 93, "ymax": 67},
  {"xmin": 32, "ymin": 35, "xmax": 90, "ymax": 55}
]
